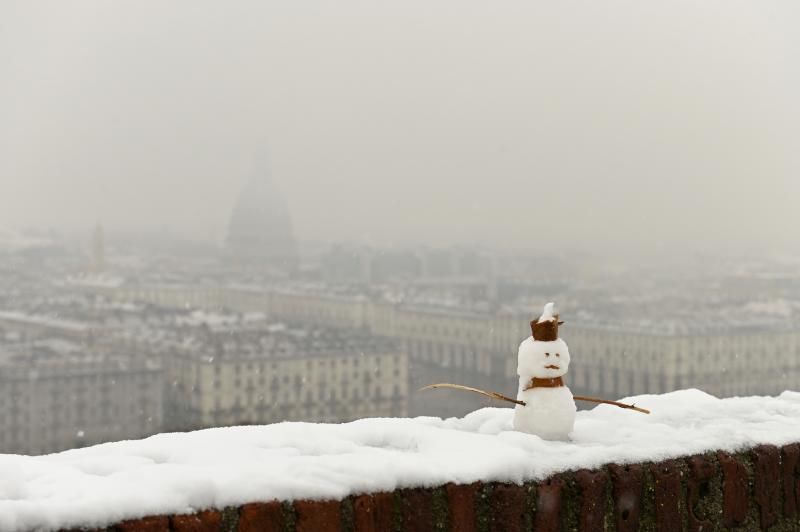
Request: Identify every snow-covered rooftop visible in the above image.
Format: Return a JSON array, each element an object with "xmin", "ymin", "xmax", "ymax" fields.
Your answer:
[
  {"xmin": 2, "ymin": 389, "xmax": 800, "ymax": 531},
  {"xmin": 0, "ymin": 311, "xmax": 90, "ymax": 333}
]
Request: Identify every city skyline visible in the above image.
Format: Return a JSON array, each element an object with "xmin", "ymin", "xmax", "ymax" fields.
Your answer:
[{"xmin": 3, "ymin": 223, "xmax": 800, "ymax": 456}]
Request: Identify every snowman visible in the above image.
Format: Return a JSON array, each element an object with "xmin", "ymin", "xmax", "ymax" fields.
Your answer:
[
  {"xmin": 421, "ymin": 302, "xmax": 649, "ymax": 437},
  {"xmin": 513, "ymin": 302, "xmax": 576, "ymax": 440}
]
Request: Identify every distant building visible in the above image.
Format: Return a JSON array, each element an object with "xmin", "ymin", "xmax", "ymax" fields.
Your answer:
[
  {"xmin": 321, "ymin": 244, "xmax": 375, "ymax": 284},
  {"xmin": 82, "ymin": 274, "xmax": 800, "ymax": 417},
  {"xmin": 126, "ymin": 319, "xmax": 407, "ymax": 431},
  {"xmin": 0, "ymin": 335, "xmax": 162, "ymax": 455},
  {"xmin": 566, "ymin": 324, "xmax": 800, "ymax": 400},
  {"xmin": 226, "ymin": 155, "xmax": 297, "ymax": 273},
  {"xmin": 223, "ymin": 287, "xmax": 800, "ymax": 404}
]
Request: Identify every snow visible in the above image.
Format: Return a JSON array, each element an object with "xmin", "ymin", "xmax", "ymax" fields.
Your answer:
[
  {"xmin": 3, "ymin": 389, "xmax": 800, "ymax": 531},
  {"xmin": 0, "ymin": 311, "xmax": 89, "ymax": 333},
  {"xmin": 516, "ymin": 337, "xmax": 570, "ymax": 379},
  {"xmin": 514, "ymin": 333, "xmax": 575, "ymax": 440},
  {"xmin": 514, "ymin": 386, "xmax": 576, "ymax": 441},
  {"xmin": 538, "ymin": 301, "xmax": 556, "ymax": 322}
]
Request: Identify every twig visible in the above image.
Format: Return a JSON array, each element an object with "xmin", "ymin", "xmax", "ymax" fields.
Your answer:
[
  {"xmin": 419, "ymin": 383, "xmax": 525, "ymax": 406},
  {"xmin": 572, "ymin": 395, "xmax": 650, "ymax": 414},
  {"xmin": 420, "ymin": 383, "xmax": 651, "ymax": 414}
]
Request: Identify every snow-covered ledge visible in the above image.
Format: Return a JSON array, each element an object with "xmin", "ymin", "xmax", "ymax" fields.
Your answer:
[{"xmin": 3, "ymin": 389, "xmax": 800, "ymax": 532}]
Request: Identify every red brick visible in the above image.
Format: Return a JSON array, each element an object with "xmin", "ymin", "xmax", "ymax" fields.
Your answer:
[
  {"xmin": 575, "ymin": 469, "xmax": 607, "ymax": 532},
  {"xmin": 650, "ymin": 461, "xmax": 682, "ymax": 532},
  {"xmin": 295, "ymin": 499, "xmax": 342, "ymax": 532},
  {"xmin": 534, "ymin": 476, "xmax": 564, "ymax": 532},
  {"xmin": 353, "ymin": 492, "xmax": 394, "ymax": 532},
  {"xmin": 782, "ymin": 443, "xmax": 800, "ymax": 518},
  {"xmin": 717, "ymin": 452, "xmax": 748, "ymax": 527},
  {"xmin": 686, "ymin": 455, "xmax": 714, "ymax": 532},
  {"xmin": 609, "ymin": 464, "xmax": 643, "ymax": 532},
  {"xmin": 446, "ymin": 483, "xmax": 479, "ymax": 532},
  {"xmin": 114, "ymin": 516, "xmax": 170, "ymax": 532},
  {"xmin": 238, "ymin": 501, "xmax": 284, "ymax": 532},
  {"xmin": 398, "ymin": 488, "xmax": 434, "ymax": 531},
  {"xmin": 752, "ymin": 444, "xmax": 781, "ymax": 529},
  {"xmin": 171, "ymin": 510, "xmax": 223, "ymax": 532},
  {"xmin": 489, "ymin": 483, "xmax": 528, "ymax": 532}
]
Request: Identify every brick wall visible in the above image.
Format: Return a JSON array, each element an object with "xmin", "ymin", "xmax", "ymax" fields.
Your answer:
[{"xmin": 64, "ymin": 443, "xmax": 800, "ymax": 532}]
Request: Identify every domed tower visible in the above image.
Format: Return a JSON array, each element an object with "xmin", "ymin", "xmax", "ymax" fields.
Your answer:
[{"xmin": 226, "ymin": 154, "xmax": 297, "ymax": 273}]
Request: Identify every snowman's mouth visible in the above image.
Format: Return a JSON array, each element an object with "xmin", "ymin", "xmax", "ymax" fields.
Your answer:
[{"xmin": 544, "ymin": 364, "xmax": 560, "ymax": 370}]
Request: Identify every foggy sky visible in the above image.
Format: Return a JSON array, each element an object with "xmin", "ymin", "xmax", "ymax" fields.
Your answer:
[{"xmin": 1, "ymin": 1, "xmax": 799, "ymax": 255}]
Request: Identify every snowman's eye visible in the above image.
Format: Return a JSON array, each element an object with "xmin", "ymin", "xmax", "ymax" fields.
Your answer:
[
  {"xmin": 555, "ymin": 353, "xmax": 560, "ymax": 357},
  {"xmin": 545, "ymin": 352, "xmax": 550, "ymax": 357}
]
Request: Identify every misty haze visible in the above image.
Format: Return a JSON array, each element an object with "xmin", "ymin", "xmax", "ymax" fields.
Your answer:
[{"xmin": 1, "ymin": 2, "xmax": 800, "ymax": 530}]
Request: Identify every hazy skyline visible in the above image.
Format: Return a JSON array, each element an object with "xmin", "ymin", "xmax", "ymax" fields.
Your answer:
[{"xmin": 2, "ymin": 1, "xmax": 799, "ymax": 255}]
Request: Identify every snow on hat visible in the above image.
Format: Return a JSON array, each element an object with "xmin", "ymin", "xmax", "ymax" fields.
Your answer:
[{"xmin": 530, "ymin": 302, "xmax": 563, "ymax": 341}]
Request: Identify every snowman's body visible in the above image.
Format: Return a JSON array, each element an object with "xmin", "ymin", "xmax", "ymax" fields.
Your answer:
[
  {"xmin": 514, "ymin": 380, "xmax": 576, "ymax": 440},
  {"xmin": 512, "ymin": 308, "xmax": 577, "ymax": 440}
]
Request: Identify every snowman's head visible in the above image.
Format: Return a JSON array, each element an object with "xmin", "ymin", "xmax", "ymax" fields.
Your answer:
[{"xmin": 517, "ymin": 337, "xmax": 571, "ymax": 378}]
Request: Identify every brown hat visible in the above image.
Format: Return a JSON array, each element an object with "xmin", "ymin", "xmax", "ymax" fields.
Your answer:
[{"xmin": 529, "ymin": 302, "xmax": 564, "ymax": 341}]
